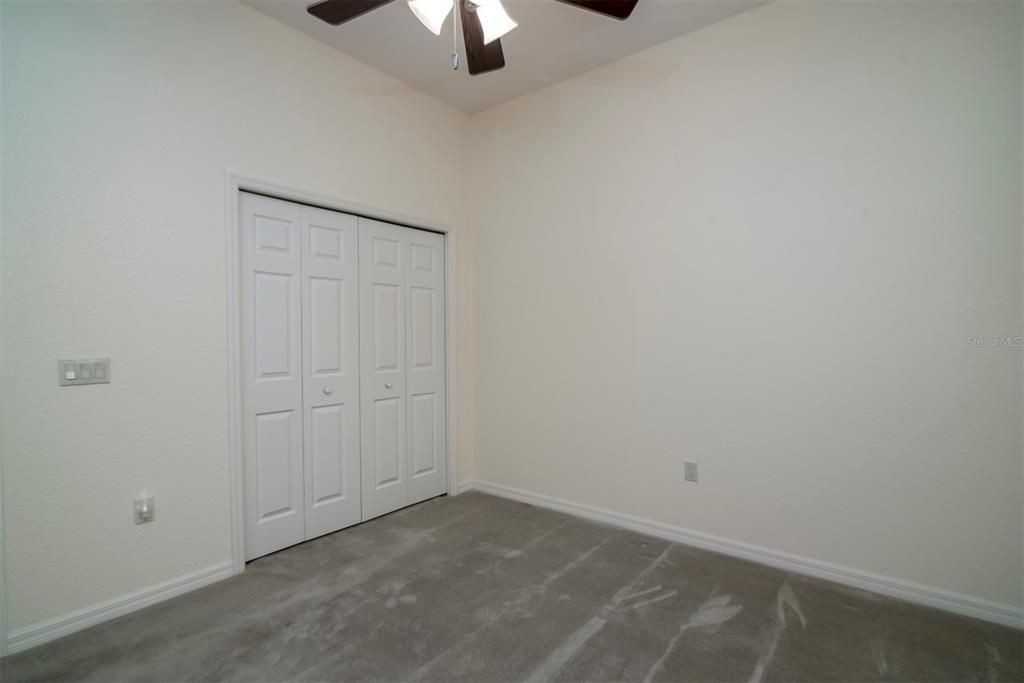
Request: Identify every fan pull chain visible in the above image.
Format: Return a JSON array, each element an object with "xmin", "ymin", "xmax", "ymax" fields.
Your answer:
[{"xmin": 451, "ymin": 0, "xmax": 460, "ymax": 70}]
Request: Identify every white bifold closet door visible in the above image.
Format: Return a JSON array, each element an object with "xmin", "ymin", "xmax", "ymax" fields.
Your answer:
[
  {"xmin": 241, "ymin": 194, "xmax": 446, "ymax": 560},
  {"xmin": 359, "ymin": 219, "xmax": 447, "ymax": 520},
  {"xmin": 301, "ymin": 205, "xmax": 362, "ymax": 539},
  {"xmin": 241, "ymin": 193, "xmax": 361, "ymax": 560}
]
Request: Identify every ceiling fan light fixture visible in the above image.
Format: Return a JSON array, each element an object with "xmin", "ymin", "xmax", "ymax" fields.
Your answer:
[
  {"xmin": 308, "ymin": 0, "xmax": 637, "ymax": 77},
  {"xmin": 408, "ymin": 0, "xmax": 454, "ymax": 35},
  {"xmin": 470, "ymin": 0, "xmax": 518, "ymax": 45}
]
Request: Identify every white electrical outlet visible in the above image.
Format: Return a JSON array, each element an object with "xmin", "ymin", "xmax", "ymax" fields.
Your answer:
[
  {"xmin": 134, "ymin": 496, "xmax": 155, "ymax": 524},
  {"xmin": 684, "ymin": 462, "xmax": 699, "ymax": 483}
]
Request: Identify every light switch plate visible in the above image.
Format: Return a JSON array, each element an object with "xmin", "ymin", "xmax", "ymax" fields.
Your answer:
[{"xmin": 59, "ymin": 358, "xmax": 111, "ymax": 386}]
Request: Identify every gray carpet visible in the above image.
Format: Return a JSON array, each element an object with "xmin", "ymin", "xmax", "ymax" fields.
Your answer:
[{"xmin": 2, "ymin": 492, "xmax": 1021, "ymax": 682}]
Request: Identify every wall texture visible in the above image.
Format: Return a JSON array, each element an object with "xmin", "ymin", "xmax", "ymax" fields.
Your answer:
[
  {"xmin": 0, "ymin": 0, "xmax": 473, "ymax": 631},
  {"xmin": 469, "ymin": 0, "xmax": 1023, "ymax": 609},
  {"xmin": 2, "ymin": 0, "xmax": 1021, "ymax": 640}
]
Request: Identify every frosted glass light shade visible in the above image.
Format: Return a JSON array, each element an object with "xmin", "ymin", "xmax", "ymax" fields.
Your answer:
[
  {"xmin": 474, "ymin": 0, "xmax": 517, "ymax": 45},
  {"xmin": 408, "ymin": 0, "xmax": 453, "ymax": 35}
]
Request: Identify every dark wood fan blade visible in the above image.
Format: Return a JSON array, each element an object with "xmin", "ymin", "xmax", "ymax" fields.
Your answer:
[
  {"xmin": 553, "ymin": 0, "xmax": 638, "ymax": 20},
  {"xmin": 459, "ymin": 1, "xmax": 505, "ymax": 75},
  {"xmin": 307, "ymin": 0, "xmax": 396, "ymax": 26}
]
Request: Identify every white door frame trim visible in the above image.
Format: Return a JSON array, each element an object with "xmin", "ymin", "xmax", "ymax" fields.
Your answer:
[
  {"xmin": 0, "ymin": 431, "xmax": 7, "ymax": 655},
  {"xmin": 224, "ymin": 172, "xmax": 460, "ymax": 574}
]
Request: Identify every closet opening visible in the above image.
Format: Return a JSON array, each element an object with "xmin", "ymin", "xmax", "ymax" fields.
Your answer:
[{"xmin": 224, "ymin": 176, "xmax": 458, "ymax": 569}]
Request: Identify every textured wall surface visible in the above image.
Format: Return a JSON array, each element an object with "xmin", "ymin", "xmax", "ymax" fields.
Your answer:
[
  {"xmin": 0, "ymin": 0, "xmax": 472, "ymax": 630},
  {"xmin": 469, "ymin": 0, "xmax": 1023, "ymax": 609},
  {"xmin": 2, "ymin": 0, "xmax": 1021, "ymax": 637}
]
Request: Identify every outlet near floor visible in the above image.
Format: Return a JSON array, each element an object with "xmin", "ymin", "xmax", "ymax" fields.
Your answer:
[{"xmin": 134, "ymin": 496, "xmax": 155, "ymax": 524}]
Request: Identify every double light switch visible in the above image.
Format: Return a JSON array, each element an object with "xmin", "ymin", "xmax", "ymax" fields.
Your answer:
[{"xmin": 59, "ymin": 358, "xmax": 111, "ymax": 386}]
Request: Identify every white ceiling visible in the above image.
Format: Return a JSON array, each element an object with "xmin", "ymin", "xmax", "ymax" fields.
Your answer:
[{"xmin": 245, "ymin": 0, "xmax": 767, "ymax": 113}]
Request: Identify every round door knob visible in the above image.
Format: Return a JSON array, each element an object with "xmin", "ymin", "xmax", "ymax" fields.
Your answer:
[
  {"xmin": 384, "ymin": 382, "xmax": 393, "ymax": 389},
  {"xmin": 323, "ymin": 387, "xmax": 332, "ymax": 395}
]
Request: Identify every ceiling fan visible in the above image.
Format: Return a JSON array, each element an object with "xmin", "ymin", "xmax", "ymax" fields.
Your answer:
[{"xmin": 306, "ymin": 0, "xmax": 639, "ymax": 75}]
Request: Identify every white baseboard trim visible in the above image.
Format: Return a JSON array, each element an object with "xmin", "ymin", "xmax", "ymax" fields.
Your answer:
[
  {"xmin": 6, "ymin": 561, "xmax": 235, "ymax": 654},
  {"xmin": 463, "ymin": 480, "xmax": 1023, "ymax": 629}
]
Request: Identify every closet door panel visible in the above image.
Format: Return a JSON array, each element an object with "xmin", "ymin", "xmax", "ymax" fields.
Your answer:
[
  {"xmin": 241, "ymin": 193, "xmax": 305, "ymax": 560},
  {"xmin": 373, "ymin": 397, "xmax": 402, "ymax": 485},
  {"xmin": 405, "ymin": 231, "xmax": 447, "ymax": 504},
  {"xmin": 359, "ymin": 219, "xmax": 409, "ymax": 520},
  {"xmin": 310, "ymin": 404, "xmax": 345, "ymax": 503},
  {"xmin": 410, "ymin": 392, "xmax": 438, "ymax": 477},
  {"xmin": 302, "ymin": 206, "xmax": 361, "ymax": 539},
  {"xmin": 309, "ymin": 277, "xmax": 343, "ymax": 374}
]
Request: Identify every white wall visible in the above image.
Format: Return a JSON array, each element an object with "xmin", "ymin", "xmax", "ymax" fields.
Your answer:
[
  {"xmin": 0, "ymin": 0, "xmax": 474, "ymax": 631},
  {"xmin": 0, "ymin": 0, "xmax": 7, "ymax": 651},
  {"xmin": 469, "ymin": 0, "xmax": 1023, "ymax": 609},
  {"xmin": 2, "ymin": 0, "xmax": 1021, "ymax": 639}
]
